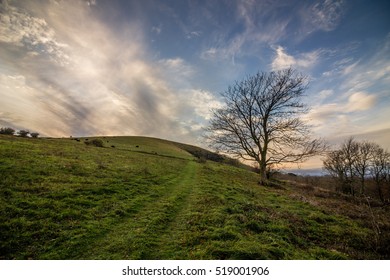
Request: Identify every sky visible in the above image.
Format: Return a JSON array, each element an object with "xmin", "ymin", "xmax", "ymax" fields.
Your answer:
[{"xmin": 1, "ymin": 0, "xmax": 389, "ymax": 169}]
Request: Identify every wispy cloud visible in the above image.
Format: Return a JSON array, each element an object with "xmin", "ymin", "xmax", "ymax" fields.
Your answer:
[
  {"xmin": 158, "ymin": 57, "xmax": 195, "ymax": 79},
  {"xmin": 271, "ymin": 46, "xmax": 320, "ymax": 71},
  {"xmin": 298, "ymin": 0, "xmax": 345, "ymax": 40},
  {"xmin": 0, "ymin": 0, "xmax": 209, "ymax": 142},
  {"xmin": 0, "ymin": 1, "xmax": 70, "ymax": 66},
  {"xmin": 307, "ymin": 89, "xmax": 380, "ymax": 142},
  {"xmin": 200, "ymin": 0, "xmax": 345, "ymax": 67}
]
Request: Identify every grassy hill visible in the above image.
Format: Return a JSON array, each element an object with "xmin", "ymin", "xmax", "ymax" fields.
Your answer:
[{"xmin": 1, "ymin": 135, "xmax": 389, "ymax": 259}]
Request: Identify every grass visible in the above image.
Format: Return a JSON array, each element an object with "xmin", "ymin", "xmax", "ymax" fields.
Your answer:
[{"xmin": 0, "ymin": 135, "xmax": 389, "ymax": 259}]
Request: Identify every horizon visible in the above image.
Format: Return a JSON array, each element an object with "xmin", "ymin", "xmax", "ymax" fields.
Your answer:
[{"xmin": 1, "ymin": 0, "xmax": 389, "ymax": 170}]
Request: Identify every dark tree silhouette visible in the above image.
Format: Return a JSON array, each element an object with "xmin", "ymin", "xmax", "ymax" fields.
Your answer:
[
  {"xmin": 323, "ymin": 137, "xmax": 390, "ymax": 199},
  {"xmin": 0, "ymin": 127, "xmax": 15, "ymax": 135},
  {"xmin": 206, "ymin": 68, "xmax": 326, "ymax": 185},
  {"xmin": 17, "ymin": 130, "xmax": 30, "ymax": 137}
]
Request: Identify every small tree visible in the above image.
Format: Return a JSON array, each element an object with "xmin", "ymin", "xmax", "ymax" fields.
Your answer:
[
  {"xmin": 354, "ymin": 141, "xmax": 375, "ymax": 194},
  {"xmin": 323, "ymin": 149, "xmax": 348, "ymax": 192},
  {"xmin": 324, "ymin": 138, "xmax": 390, "ymax": 200},
  {"xmin": 17, "ymin": 130, "xmax": 30, "ymax": 137},
  {"xmin": 369, "ymin": 145, "xmax": 390, "ymax": 202},
  {"xmin": 0, "ymin": 127, "xmax": 15, "ymax": 135},
  {"xmin": 206, "ymin": 68, "xmax": 327, "ymax": 184},
  {"xmin": 30, "ymin": 132, "xmax": 39, "ymax": 138},
  {"xmin": 341, "ymin": 137, "xmax": 359, "ymax": 195},
  {"xmin": 324, "ymin": 138, "xmax": 361, "ymax": 195}
]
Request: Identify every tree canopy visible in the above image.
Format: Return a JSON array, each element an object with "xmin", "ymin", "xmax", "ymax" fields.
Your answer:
[{"xmin": 206, "ymin": 68, "xmax": 326, "ymax": 184}]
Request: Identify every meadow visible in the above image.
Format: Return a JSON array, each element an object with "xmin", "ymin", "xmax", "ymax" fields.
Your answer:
[{"xmin": 0, "ymin": 135, "xmax": 389, "ymax": 259}]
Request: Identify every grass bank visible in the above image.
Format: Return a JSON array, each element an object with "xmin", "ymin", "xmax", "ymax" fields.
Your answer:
[{"xmin": 1, "ymin": 135, "xmax": 389, "ymax": 259}]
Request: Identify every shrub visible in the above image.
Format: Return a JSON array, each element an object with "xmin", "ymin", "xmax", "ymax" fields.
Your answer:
[
  {"xmin": 0, "ymin": 127, "xmax": 15, "ymax": 135},
  {"xmin": 17, "ymin": 130, "xmax": 30, "ymax": 137},
  {"xmin": 30, "ymin": 132, "xmax": 39, "ymax": 138},
  {"xmin": 85, "ymin": 139, "xmax": 104, "ymax": 147}
]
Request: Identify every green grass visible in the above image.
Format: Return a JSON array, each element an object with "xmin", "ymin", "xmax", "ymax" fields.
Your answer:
[{"xmin": 0, "ymin": 135, "xmax": 389, "ymax": 259}]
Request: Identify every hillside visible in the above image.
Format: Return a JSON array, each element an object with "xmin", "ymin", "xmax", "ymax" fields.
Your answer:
[{"xmin": 0, "ymin": 135, "xmax": 389, "ymax": 259}]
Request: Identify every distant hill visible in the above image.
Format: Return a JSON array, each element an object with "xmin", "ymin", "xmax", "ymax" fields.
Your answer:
[
  {"xmin": 0, "ymin": 135, "xmax": 389, "ymax": 259},
  {"xmin": 282, "ymin": 168, "xmax": 326, "ymax": 177}
]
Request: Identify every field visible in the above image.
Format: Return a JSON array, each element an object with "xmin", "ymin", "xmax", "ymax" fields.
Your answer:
[{"xmin": 1, "ymin": 135, "xmax": 389, "ymax": 259}]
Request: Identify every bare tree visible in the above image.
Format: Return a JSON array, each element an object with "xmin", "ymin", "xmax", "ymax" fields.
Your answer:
[
  {"xmin": 354, "ymin": 141, "xmax": 375, "ymax": 194},
  {"xmin": 323, "ymin": 137, "xmax": 361, "ymax": 195},
  {"xmin": 323, "ymin": 149, "xmax": 348, "ymax": 192},
  {"xmin": 340, "ymin": 137, "xmax": 359, "ymax": 195},
  {"xmin": 206, "ymin": 68, "xmax": 326, "ymax": 184},
  {"xmin": 324, "ymin": 138, "xmax": 390, "ymax": 200},
  {"xmin": 370, "ymin": 145, "xmax": 390, "ymax": 202}
]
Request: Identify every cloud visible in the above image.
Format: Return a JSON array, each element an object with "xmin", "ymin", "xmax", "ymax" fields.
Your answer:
[
  {"xmin": 346, "ymin": 92, "xmax": 376, "ymax": 112},
  {"xmin": 271, "ymin": 46, "xmax": 296, "ymax": 70},
  {"xmin": 151, "ymin": 25, "xmax": 162, "ymax": 35},
  {"xmin": 188, "ymin": 90, "xmax": 223, "ymax": 120},
  {"xmin": 299, "ymin": 0, "xmax": 345, "ymax": 38},
  {"xmin": 199, "ymin": 1, "xmax": 292, "ymax": 65},
  {"xmin": 87, "ymin": 0, "xmax": 96, "ymax": 6},
  {"xmin": 0, "ymin": 0, "xmax": 70, "ymax": 66},
  {"xmin": 343, "ymin": 51, "xmax": 390, "ymax": 94},
  {"xmin": 0, "ymin": 0, "xmax": 206, "ymax": 143},
  {"xmin": 309, "ymin": 91, "xmax": 376, "ymax": 118},
  {"xmin": 200, "ymin": 34, "xmax": 247, "ymax": 66},
  {"xmin": 236, "ymin": 0, "xmax": 291, "ymax": 44},
  {"xmin": 186, "ymin": 30, "xmax": 202, "ymax": 39},
  {"xmin": 309, "ymin": 0, "xmax": 345, "ymax": 31},
  {"xmin": 318, "ymin": 89, "xmax": 334, "ymax": 100},
  {"xmin": 168, "ymin": 89, "xmax": 224, "ymax": 143},
  {"xmin": 271, "ymin": 46, "xmax": 320, "ymax": 71},
  {"xmin": 0, "ymin": 73, "xmax": 75, "ymax": 135},
  {"xmin": 234, "ymin": 0, "xmax": 345, "ymax": 49},
  {"xmin": 158, "ymin": 57, "xmax": 194, "ymax": 78},
  {"xmin": 200, "ymin": 48, "xmax": 218, "ymax": 60},
  {"xmin": 307, "ymin": 90, "xmax": 377, "ymax": 140}
]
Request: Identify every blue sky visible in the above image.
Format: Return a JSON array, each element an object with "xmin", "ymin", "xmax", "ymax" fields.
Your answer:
[{"xmin": 1, "ymin": 0, "xmax": 389, "ymax": 168}]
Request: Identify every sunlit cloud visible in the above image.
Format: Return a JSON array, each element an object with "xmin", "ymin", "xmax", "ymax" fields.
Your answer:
[
  {"xmin": 307, "ymin": 90, "xmax": 378, "ymax": 144},
  {"xmin": 158, "ymin": 57, "xmax": 195, "ymax": 79},
  {"xmin": 188, "ymin": 90, "xmax": 223, "ymax": 121},
  {"xmin": 0, "ymin": 1, "xmax": 70, "ymax": 66},
  {"xmin": 271, "ymin": 46, "xmax": 320, "ymax": 71},
  {"xmin": 0, "ymin": 0, "xmax": 203, "ymax": 142},
  {"xmin": 346, "ymin": 92, "xmax": 376, "ymax": 112}
]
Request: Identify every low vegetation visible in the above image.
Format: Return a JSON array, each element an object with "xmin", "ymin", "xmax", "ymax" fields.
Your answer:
[
  {"xmin": 0, "ymin": 135, "xmax": 389, "ymax": 259},
  {"xmin": 0, "ymin": 127, "xmax": 39, "ymax": 138}
]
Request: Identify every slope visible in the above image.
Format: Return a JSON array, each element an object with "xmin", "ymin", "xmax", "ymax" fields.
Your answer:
[{"xmin": 0, "ymin": 135, "xmax": 389, "ymax": 259}]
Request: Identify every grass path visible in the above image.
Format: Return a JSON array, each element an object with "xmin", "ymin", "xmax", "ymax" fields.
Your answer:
[{"xmin": 81, "ymin": 160, "xmax": 200, "ymax": 259}]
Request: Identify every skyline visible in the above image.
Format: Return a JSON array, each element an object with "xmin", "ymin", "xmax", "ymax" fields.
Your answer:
[{"xmin": 1, "ymin": 0, "xmax": 389, "ymax": 169}]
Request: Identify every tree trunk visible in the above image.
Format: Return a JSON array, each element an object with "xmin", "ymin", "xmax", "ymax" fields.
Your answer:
[
  {"xmin": 360, "ymin": 176, "xmax": 365, "ymax": 195},
  {"xmin": 377, "ymin": 183, "xmax": 384, "ymax": 203},
  {"xmin": 258, "ymin": 160, "xmax": 268, "ymax": 185}
]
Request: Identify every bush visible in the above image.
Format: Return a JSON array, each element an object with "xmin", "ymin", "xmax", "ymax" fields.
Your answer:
[
  {"xmin": 0, "ymin": 127, "xmax": 15, "ymax": 135},
  {"xmin": 85, "ymin": 139, "xmax": 104, "ymax": 147},
  {"xmin": 17, "ymin": 130, "xmax": 30, "ymax": 137},
  {"xmin": 30, "ymin": 132, "xmax": 39, "ymax": 138}
]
